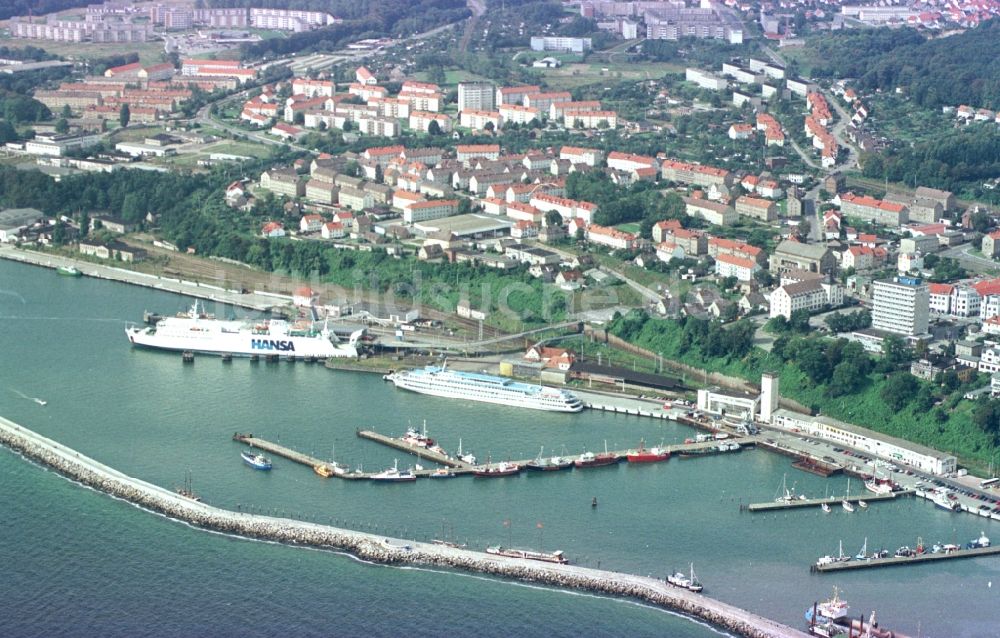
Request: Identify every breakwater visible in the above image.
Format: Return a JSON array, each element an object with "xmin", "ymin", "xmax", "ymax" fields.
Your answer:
[{"xmin": 0, "ymin": 415, "xmax": 805, "ymax": 638}]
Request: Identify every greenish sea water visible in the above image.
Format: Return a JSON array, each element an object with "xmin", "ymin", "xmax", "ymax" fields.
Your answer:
[{"xmin": 1, "ymin": 259, "xmax": 999, "ymax": 637}]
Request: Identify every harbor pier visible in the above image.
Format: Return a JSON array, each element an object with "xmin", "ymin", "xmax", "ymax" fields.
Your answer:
[
  {"xmin": 0, "ymin": 415, "xmax": 807, "ymax": 638},
  {"xmin": 812, "ymin": 544, "xmax": 1000, "ymax": 573},
  {"xmin": 742, "ymin": 491, "xmax": 914, "ymax": 513}
]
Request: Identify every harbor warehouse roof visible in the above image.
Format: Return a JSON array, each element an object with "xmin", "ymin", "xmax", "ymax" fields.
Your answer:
[
  {"xmin": 571, "ymin": 361, "xmax": 682, "ymax": 391},
  {"xmin": 0, "ymin": 207, "xmax": 45, "ymax": 231},
  {"xmin": 413, "ymin": 214, "xmax": 512, "ymax": 238}
]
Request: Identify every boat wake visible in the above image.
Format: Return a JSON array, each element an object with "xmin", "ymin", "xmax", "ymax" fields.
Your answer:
[
  {"xmin": 0, "ymin": 290, "xmax": 27, "ymax": 304},
  {"xmin": 9, "ymin": 388, "xmax": 46, "ymax": 406}
]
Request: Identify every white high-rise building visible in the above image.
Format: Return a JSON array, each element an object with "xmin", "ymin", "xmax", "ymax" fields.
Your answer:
[
  {"xmin": 457, "ymin": 82, "xmax": 496, "ymax": 113},
  {"xmin": 872, "ymin": 277, "xmax": 929, "ymax": 336}
]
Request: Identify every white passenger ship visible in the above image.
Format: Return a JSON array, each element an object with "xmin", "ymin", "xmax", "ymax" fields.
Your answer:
[
  {"xmin": 386, "ymin": 365, "xmax": 583, "ymax": 412},
  {"xmin": 126, "ymin": 301, "xmax": 362, "ymax": 358}
]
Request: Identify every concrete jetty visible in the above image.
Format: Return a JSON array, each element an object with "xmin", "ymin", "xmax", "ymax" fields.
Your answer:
[
  {"xmin": 356, "ymin": 429, "xmax": 473, "ymax": 470},
  {"xmin": 812, "ymin": 543, "xmax": 1000, "ymax": 573},
  {"xmin": 232, "ymin": 433, "xmax": 367, "ymax": 479},
  {"xmin": 744, "ymin": 491, "xmax": 913, "ymax": 512},
  {"xmin": 0, "ymin": 414, "xmax": 806, "ymax": 638}
]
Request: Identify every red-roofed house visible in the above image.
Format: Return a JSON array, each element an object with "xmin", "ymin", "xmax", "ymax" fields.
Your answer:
[
  {"xmin": 715, "ymin": 252, "xmax": 761, "ymax": 281},
  {"xmin": 982, "ymin": 230, "xmax": 1000, "ymax": 259},
  {"xmin": 299, "ymin": 214, "xmax": 324, "ymax": 233},
  {"xmin": 525, "ymin": 345, "xmax": 575, "ymax": 370},
  {"xmin": 586, "ymin": 224, "xmax": 639, "ymax": 251},
  {"xmin": 843, "ymin": 246, "xmax": 875, "ymax": 271},
  {"xmin": 652, "ymin": 219, "xmax": 683, "ymax": 243},
  {"xmin": 322, "ymin": 222, "xmax": 345, "ymax": 240},
  {"xmin": 261, "ymin": 221, "xmax": 285, "ymax": 238},
  {"xmin": 356, "ymin": 66, "xmax": 376, "ymax": 86},
  {"xmin": 840, "ymin": 192, "xmax": 908, "ymax": 226},
  {"xmin": 105, "ymin": 62, "xmax": 143, "ymax": 78},
  {"xmin": 928, "ymin": 283, "xmax": 955, "ymax": 314}
]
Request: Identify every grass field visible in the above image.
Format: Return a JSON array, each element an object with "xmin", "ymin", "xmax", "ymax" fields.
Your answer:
[
  {"xmin": 615, "ymin": 222, "xmax": 641, "ymax": 234},
  {"xmin": 201, "ymin": 141, "xmax": 272, "ymax": 159},
  {"xmin": 542, "ymin": 61, "xmax": 683, "ymax": 90},
  {"xmin": 0, "ymin": 36, "xmax": 167, "ymax": 65}
]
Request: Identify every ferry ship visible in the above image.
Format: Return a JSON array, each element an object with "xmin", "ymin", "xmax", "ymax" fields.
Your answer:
[
  {"xmin": 386, "ymin": 365, "xmax": 583, "ymax": 412},
  {"xmin": 126, "ymin": 301, "xmax": 362, "ymax": 359}
]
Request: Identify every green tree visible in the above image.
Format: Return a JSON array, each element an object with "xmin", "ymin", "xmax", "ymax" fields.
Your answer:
[
  {"xmin": 427, "ymin": 119, "xmax": 441, "ymax": 136},
  {"xmin": 119, "ymin": 103, "xmax": 130, "ymax": 128},
  {"xmin": 544, "ymin": 210, "xmax": 562, "ymax": 228},
  {"xmin": 60, "ymin": 104, "xmax": 72, "ymax": 119},
  {"xmin": 880, "ymin": 373, "xmax": 919, "ymax": 412},
  {"xmin": 54, "ymin": 118, "xmax": 69, "ymax": 134},
  {"xmin": 293, "ymin": 111, "xmax": 305, "ymax": 125}
]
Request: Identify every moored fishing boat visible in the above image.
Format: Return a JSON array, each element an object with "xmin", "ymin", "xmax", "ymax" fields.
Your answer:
[
  {"xmin": 56, "ymin": 265, "xmax": 82, "ymax": 277},
  {"xmin": 574, "ymin": 441, "xmax": 621, "ymax": 468},
  {"xmin": 525, "ymin": 446, "xmax": 573, "ymax": 471},
  {"xmin": 626, "ymin": 439, "xmax": 670, "ymax": 463},
  {"xmin": 370, "ymin": 459, "xmax": 416, "ymax": 482},
  {"xmin": 241, "ymin": 449, "xmax": 272, "ymax": 471},
  {"xmin": 473, "ymin": 460, "xmax": 521, "ymax": 477},
  {"xmin": 429, "ymin": 468, "xmax": 457, "ymax": 478}
]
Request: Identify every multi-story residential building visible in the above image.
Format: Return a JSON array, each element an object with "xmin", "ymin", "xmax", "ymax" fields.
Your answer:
[
  {"xmin": 645, "ymin": 6, "xmax": 744, "ymax": 44},
  {"xmin": 498, "ymin": 104, "xmax": 538, "ymax": 126},
  {"xmin": 496, "ymin": 85, "xmax": 541, "ymax": 106},
  {"xmin": 409, "ymin": 111, "xmax": 451, "ymax": 133},
  {"xmin": 530, "ymin": 193, "xmax": 597, "ymax": 223},
  {"xmin": 769, "ymin": 279, "xmax": 844, "ymax": 319},
  {"xmin": 983, "ymin": 231, "xmax": 1000, "ymax": 259},
  {"xmin": 735, "ymin": 195, "xmax": 776, "ymax": 221},
  {"xmin": 403, "ymin": 199, "xmax": 459, "ymax": 223},
  {"xmin": 715, "ymin": 253, "xmax": 760, "ymax": 282},
  {"xmin": 457, "ymin": 82, "xmax": 496, "ymax": 112},
  {"xmin": 587, "ymin": 224, "xmax": 639, "ymax": 250},
  {"xmin": 607, "ymin": 152, "xmax": 657, "ymax": 174},
  {"xmin": 709, "ymin": 237, "xmax": 765, "ymax": 265},
  {"xmin": 338, "ymin": 186, "xmax": 373, "ymax": 211},
  {"xmin": 458, "ymin": 110, "xmax": 501, "ymax": 132},
  {"xmin": 398, "ymin": 91, "xmax": 441, "ymax": 113},
  {"xmin": 304, "ymin": 180, "xmax": 338, "ymax": 205},
  {"xmin": 839, "ymin": 192, "xmax": 909, "ymax": 227},
  {"xmin": 660, "ymin": 159, "xmax": 731, "ymax": 188},
  {"xmin": 259, "ymin": 168, "xmax": 304, "ymax": 199},
  {"xmin": 456, "ymin": 144, "xmax": 500, "ymax": 164},
  {"xmin": 872, "ymin": 276, "xmax": 930, "ymax": 336},
  {"xmin": 250, "ymin": 8, "xmax": 336, "ymax": 31},
  {"xmin": 530, "ymin": 36, "xmax": 592, "ymax": 53},
  {"xmin": 684, "ymin": 68, "xmax": 728, "ymax": 91},
  {"xmin": 563, "ymin": 110, "xmax": 617, "ymax": 129},
  {"xmin": 769, "ymin": 240, "xmax": 836, "ymax": 275},
  {"xmin": 915, "ymin": 186, "xmax": 956, "ymax": 212},
  {"xmin": 291, "ymin": 79, "xmax": 335, "ymax": 98},
  {"xmin": 559, "ymin": 146, "xmax": 603, "ymax": 167},
  {"xmin": 549, "ymin": 101, "xmax": 602, "ymax": 120},
  {"xmin": 524, "ymin": 91, "xmax": 573, "ymax": 113},
  {"xmin": 683, "ymin": 197, "xmax": 736, "ymax": 226}
]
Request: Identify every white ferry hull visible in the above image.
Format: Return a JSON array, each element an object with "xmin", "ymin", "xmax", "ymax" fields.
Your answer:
[
  {"xmin": 390, "ymin": 369, "xmax": 583, "ymax": 413},
  {"xmin": 126, "ymin": 326, "xmax": 357, "ymax": 358}
]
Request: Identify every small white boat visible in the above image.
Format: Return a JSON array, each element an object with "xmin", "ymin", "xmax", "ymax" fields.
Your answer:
[
  {"xmin": 858, "ymin": 500, "xmax": 868, "ymax": 509},
  {"xmin": 33, "ymin": 398, "xmax": 47, "ymax": 406},
  {"xmin": 821, "ymin": 503, "xmax": 831, "ymax": 513},
  {"xmin": 842, "ymin": 500, "xmax": 855, "ymax": 513}
]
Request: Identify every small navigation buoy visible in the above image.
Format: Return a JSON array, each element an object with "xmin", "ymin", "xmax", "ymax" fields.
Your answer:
[{"xmin": 592, "ymin": 496, "xmax": 598, "ymax": 508}]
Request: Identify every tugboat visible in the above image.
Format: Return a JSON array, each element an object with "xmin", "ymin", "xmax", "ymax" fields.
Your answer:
[
  {"xmin": 626, "ymin": 439, "xmax": 670, "ymax": 463},
  {"xmin": 241, "ymin": 449, "xmax": 273, "ymax": 470},
  {"xmin": 574, "ymin": 441, "xmax": 621, "ymax": 468},
  {"xmin": 805, "ymin": 587, "xmax": 850, "ymax": 625}
]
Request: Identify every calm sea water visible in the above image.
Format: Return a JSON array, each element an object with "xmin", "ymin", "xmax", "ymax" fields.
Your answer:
[{"xmin": 1, "ymin": 259, "xmax": 999, "ymax": 637}]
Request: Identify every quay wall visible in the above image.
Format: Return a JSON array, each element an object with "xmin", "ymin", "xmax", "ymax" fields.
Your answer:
[{"xmin": 0, "ymin": 416, "xmax": 806, "ymax": 638}]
